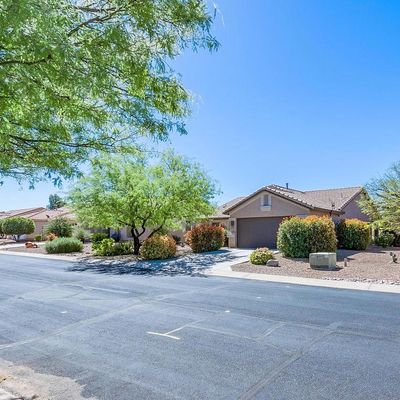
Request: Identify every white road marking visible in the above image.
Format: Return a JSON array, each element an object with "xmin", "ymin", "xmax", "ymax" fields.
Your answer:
[{"xmin": 147, "ymin": 331, "xmax": 181, "ymax": 340}]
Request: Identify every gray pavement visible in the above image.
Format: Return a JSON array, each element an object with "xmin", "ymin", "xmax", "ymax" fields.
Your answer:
[{"xmin": 0, "ymin": 254, "xmax": 399, "ymax": 399}]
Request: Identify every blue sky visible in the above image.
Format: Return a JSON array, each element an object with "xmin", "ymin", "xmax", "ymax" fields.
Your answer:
[{"xmin": 1, "ymin": 0, "xmax": 400, "ymax": 210}]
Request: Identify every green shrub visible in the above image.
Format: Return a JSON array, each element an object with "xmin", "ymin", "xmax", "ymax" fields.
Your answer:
[
  {"xmin": 185, "ymin": 224, "xmax": 225, "ymax": 253},
  {"xmin": 93, "ymin": 238, "xmax": 132, "ymax": 256},
  {"xmin": 0, "ymin": 219, "xmax": 4, "ymax": 238},
  {"xmin": 45, "ymin": 217, "xmax": 73, "ymax": 237},
  {"xmin": 140, "ymin": 235, "xmax": 176, "ymax": 260},
  {"xmin": 375, "ymin": 232, "xmax": 395, "ymax": 248},
  {"xmin": 336, "ymin": 219, "xmax": 371, "ymax": 250},
  {"xmin": 73, "ymin": 228, "xmax": 91, "ymax": 243},
  {"xmin": 277, "ymin": 216, "xmax": 337, "ymax": 258},
  {"xmin": 34, "ymin": 235, "xmax": 43, "ymax": 241},
  {"xmin": 250, "ymin": 248, "xmax": 274, "ymax": 265},
  {"xmin": 2, "ymin": 217, "xmax": 35, "ymax": 241},
  {"xmin": 91, "ymin": 232, "xmax": 109, "ymax": 245},
  {"xmin": 45, "ymin": 237, "xmax": 83, "ymax": 253}
]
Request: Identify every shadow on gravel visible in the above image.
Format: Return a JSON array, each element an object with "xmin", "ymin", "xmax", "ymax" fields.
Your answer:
[{"xmin": 67, "ymin": 250, "xmax": 239, "ymax": 277}]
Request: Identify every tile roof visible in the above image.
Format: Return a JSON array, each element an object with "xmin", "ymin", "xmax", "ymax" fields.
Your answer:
[
  {"xmin": 0, "ymin": 207, "xmax": 75, "ymax": 221},
  {"xmin": 220, "ymin": 185, "xmax": 363, "ymax": 215}
]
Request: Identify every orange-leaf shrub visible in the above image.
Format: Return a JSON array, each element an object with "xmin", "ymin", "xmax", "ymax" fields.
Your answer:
[{"xmin": 185, "ymin": 224, "xmax": 225, "ymax": 253}]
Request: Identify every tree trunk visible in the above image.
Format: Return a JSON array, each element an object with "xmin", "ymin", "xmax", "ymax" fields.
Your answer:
[{"xmin": 131, "ymin": 227, "xmax": 140, "ymax": 255}]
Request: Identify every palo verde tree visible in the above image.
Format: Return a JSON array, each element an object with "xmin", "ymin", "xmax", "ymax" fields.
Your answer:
[
  {"xmin": 69, "ymin": 151, "xmax": 218, "ymax": 254},
  {"xmin": 0, "ymin": 0, "xmax": 218, "ymax": 185},
  {"xmin": 359, "ymin": 162, "xmax": 400, "ymax": 232}
]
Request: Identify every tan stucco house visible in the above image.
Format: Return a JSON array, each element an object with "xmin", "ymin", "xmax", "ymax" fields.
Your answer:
[
  {"xmin": 211, "ymin": 184, "xmax": 369, "ymax": 249},
  {"xmin": 0, "ymin": 206, "xmax": 76, "ymax": 239}
]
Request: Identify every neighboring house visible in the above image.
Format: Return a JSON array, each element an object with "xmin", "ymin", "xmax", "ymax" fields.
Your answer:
[
  {"xmin": 0, "ymin": 206, "xmax": 76, "ymax": 239},
  {"xmin": 211, "ymin": 184, "xmax": 369, "ymax": 249}
]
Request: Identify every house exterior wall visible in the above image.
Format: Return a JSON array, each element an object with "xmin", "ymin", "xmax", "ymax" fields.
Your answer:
[
  {"xmin": 339, "ymin": 193, "xmax": 370, "ymax": 221},
  {"xmin": 227, "ymin": 193, "xmax": 311, "ymax": 247},
  {"xmin": 229, "ymin": 192, "xmax": 310, "ymax": 219}
]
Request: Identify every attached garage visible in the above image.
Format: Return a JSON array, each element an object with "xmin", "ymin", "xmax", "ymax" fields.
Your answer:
[{"xmin": 237, "ymin": 217, "xmax": 284, "ymax": 249}]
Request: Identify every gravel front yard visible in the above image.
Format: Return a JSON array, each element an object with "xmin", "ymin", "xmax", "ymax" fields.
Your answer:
[{"xmin": 232, "ymin": 246, "xmax": 400, "ymax": 285}]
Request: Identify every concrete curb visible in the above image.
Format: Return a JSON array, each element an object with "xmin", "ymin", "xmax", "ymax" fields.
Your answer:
[
  {"xmin": 0, "ymin": 250, "xmax": 79, "ymax": 262},
  {"xmin": 205, "ymin": 268, "xmax": 400, "ymax": 294}
]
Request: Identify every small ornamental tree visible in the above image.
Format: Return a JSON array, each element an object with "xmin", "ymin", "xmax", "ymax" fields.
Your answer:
[
  {"xmin": 45, "ymin": 217, "xmax": 73, "ymax": 237},
  {"xmin": 277, "ymin": 216, "xmax": 337, "ymax": 258},
  {"xmin": 2, "ymin": 217, "xmax": 35, "ymax": 241},
  {"xmin": 70, "ymin": 151, "xmax": 219, "ymax": 255}
]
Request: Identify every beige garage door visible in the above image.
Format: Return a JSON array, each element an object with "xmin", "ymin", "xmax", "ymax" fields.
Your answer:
[{"xmin": 237, "ymin": 217, "xmax": 284, "ymax": 249}]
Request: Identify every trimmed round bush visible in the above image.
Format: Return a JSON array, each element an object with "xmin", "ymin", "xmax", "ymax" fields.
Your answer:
[
  {"xmin": 45, "ymin": 217, "xmax": 73, "ymax": 237},
  {"xmin": 140, "ymin": 235, "xmax": 176, "ymax": 260},
  {"xmin": 277, "ymin": 216, "xmax": 337, "ymax": 258},
  {"xmin": 185, "ymin": 224, "xmax": 225, "ymax": 253},
  {"xmin": 336, "ymin": 219, "xmax": 371, "ymax": 250},
  {"xmin": 45, "ymin": 237, "xmax": 83, "ymax": 253},
  {"xmin": 375, "ymin": 232, "xmax": 395, "ymax": 248},
  {"xmin": 250, "ymin": 248, "xmax": 274, "ymax": 265},
  {"xmin": 2, "ymin": 217, "xmax": 35, "ymax": 240}
]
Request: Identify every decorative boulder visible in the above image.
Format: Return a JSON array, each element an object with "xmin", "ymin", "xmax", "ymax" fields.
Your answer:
[
  {"xmin": 309, "ymin": 252, "xmax": 336, "ymax": 270},
  {"xmin": 266, "ymin": 259, "xmax": 279, "ymax": 267},
  {"xmin": 25, "ymin": 242, "xmax": 38, "ymax": 249}
]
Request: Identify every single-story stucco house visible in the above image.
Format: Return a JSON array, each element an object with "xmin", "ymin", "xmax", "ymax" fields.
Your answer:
[
  {"xmin": 0, "ymin": 206, "xmax": 76, "ymax": 239},
  {"xmin": 211, "ymin": 184, "xmax": 369, "ymax": 249}
]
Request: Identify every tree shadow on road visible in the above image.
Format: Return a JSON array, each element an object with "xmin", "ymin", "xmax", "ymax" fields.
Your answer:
[{"xmin": 67, "ymin": 250, "xmax": 242, "ymax": 277}]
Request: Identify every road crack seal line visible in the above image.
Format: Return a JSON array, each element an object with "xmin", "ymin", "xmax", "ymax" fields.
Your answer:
[{"xmin": 238, "ymin": 321, "xmax": 342, "ymax": 400}]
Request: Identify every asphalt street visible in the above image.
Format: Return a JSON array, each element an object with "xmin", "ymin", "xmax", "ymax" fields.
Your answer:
[{"xmin": 0, "ymin": 254, "xmax": 399, "ymax": 399}]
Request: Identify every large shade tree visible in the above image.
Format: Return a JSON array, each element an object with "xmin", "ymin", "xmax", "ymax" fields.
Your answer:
[
  {"xmin": 359, "ymin": 162, "xmax": 400, "ymax": 232},
  {"xmin": 0, "ymin": 0, "xmax": 218, "ymax": 185},
  {"xmin": 69, "ymin": 151, "xmax": 218, "ymax": 254}
]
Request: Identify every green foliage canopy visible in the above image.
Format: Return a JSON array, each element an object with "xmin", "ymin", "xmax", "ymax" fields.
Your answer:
[
  {"xmin": 69, "ymin": 151, "xmax": 218, "ymax": 254},
  {"xmin": 359, "ymin": 162, "xmax": 400, "ymax": 232},
  {"xmin": 0, "ymin": 0, "xmax": 218, "ymax": 185},
  {"xmin": 47, "ymin": 194, "xmax": 66, "ymax": 210},
  {"xmin": 2, "ymin": 216, "xmax": 35, "ymax": 240}
]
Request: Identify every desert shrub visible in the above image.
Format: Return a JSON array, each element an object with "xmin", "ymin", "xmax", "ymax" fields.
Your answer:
[
  {"xmin": 250, "ymin": 248, "xmax": 274, "ymax": 265},
  {"xmin": 45, "ymin": 237, "xmax": 83, "ymax": 254},
  {"xmin": 139, "ymin": 235, "xmax": 176, "ymax": 260},
  {"xmin": 277, "ymin": 216, "xmax": 337, "ymax": 258},
  {"xmin": 0, "ymin": 220, "xmax": 4, "ymax": 238},
  {"xmin": 45, "ymin": 217, "xmax": 73, "ymax": 237},
  {"xmin": 93, "ymin": 238, "xmax": 132, "ymax": 256},
  {"xmin": 46, "ymin": 232, "xmax": 58, "ymax": 241},
  {"xmin": 336, "ymin": 219, "xmax": 371, "ymax": 250},
  {"xmin": 34, "ymin": 235, "xmax": 42, "ymax": 241},
  {"xmin": 73, "ymin": 228, "xmax": 91, "ymax": 243},
  {"xmin": 375, "ymin": 232, "xmax": 395, "ymax": 248},
  {"xmin": 91, "ymin": 232, "xmax": 108, "ymax": 245},
  {"xmin": 2, "ymin": 217, "xmax": 35, "ymax": 241},
  {"xmin": 185, "ymin": 224, "xmax": 225, "ymax": 253}
]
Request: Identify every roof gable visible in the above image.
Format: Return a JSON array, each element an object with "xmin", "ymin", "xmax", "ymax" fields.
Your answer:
[{"xmin": 222, "ymin": 185, "xmax": 362, "ymax": 215}]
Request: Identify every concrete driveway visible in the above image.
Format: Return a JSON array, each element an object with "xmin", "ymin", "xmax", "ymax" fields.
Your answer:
[{"xmin": 0, "ymin": 254, "xmax": 399, "ymax": 399}]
